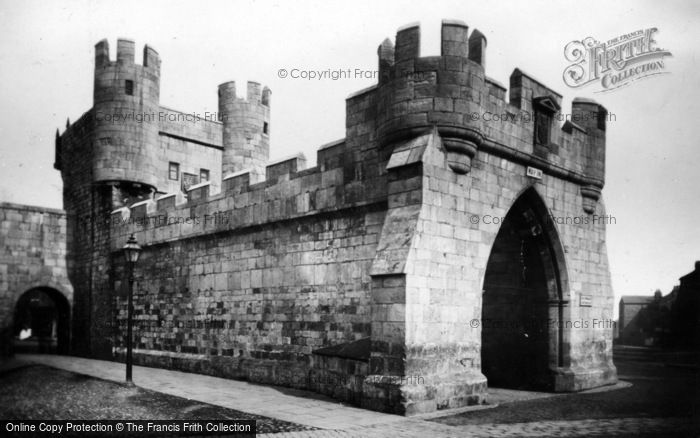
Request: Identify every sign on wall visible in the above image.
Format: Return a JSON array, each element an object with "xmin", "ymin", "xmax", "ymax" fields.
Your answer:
[
  {"xmin": 526, "ymin": 166, "xmax": 543, "ymax": 179},
  {"xmin": 580, "ymin": 295, "xmax": 593, "ymax": 307}
]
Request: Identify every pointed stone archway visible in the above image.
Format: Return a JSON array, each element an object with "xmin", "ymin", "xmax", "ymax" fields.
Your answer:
[{"xmin": 481, "ymin": 187, "xmax": 569, "ymax": 390}]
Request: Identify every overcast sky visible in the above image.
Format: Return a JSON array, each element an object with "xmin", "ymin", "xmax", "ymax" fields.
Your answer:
[{"xmin": 1, "ymin": 0, "xmax": 698, "ymax": 307}]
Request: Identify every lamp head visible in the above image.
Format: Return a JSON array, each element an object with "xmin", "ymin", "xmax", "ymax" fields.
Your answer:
[{"xmin": 123, "ymin": 234, "xmax": 141, "ymax": 264}]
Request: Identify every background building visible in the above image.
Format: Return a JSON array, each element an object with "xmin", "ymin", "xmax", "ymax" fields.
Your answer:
[{"xmin": 618, "ymin": 263, "xmax": 700, "ymax": 349}]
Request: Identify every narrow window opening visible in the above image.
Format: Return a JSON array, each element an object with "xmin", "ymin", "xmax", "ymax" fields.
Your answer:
[
  {"xmin": 125, "ymin": 80, "xmax": 134, "ymax": 96},
  {"xmin": 532, "ymin": 96, "xmax": 559, "ymax": 147},
  {"xmin": 169, "ymin": 162, "xmax": 179, "ymax": 180},
  {"xmin": 534, "ymin": 110, "xmax": 552, "ymax": 146}
]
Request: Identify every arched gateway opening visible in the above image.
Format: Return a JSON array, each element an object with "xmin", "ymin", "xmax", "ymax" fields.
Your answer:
[
  {"xmin": 13, "ymin": 287, "xmax": 70, "ymax": 354},
  {"xmin": 481, "ymin": 188, "xmax": 567, "ymax": 390}
]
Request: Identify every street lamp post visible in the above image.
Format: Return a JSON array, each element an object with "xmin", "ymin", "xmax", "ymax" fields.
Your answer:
[{"xmin": 122, "ymin": 234, "xmax": 141, "ymax": 384}]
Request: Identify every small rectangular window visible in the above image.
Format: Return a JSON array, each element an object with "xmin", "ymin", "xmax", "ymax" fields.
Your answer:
[
  {"xmin": 169, "ymin": 162, "xmax": 179, "ymax": 180},
  {"xmin": 200, "ymin": 168, "xmax": 209, "ymax": 182},
  {"xmin": 534, "ymin": 111, "xmax": 552, "ymax": 145},
  {"xmin": 263, "ymin": 122, "xmax": 269, "ymax": 135},
  {"xmin": 125, "ymin": 80, "xmax": 134, "ymax": 96}
]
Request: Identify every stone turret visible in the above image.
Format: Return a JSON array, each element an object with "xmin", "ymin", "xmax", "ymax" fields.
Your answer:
[
  {"xmin": 218, "ymin": 81, "xmax": 271, "ymax": 183},
  {"xmin": 376, "ymin": 20, "xmax": 487, "ymax": 174},
  {"xmin": 93, "ymin": 39, "xmax": 161, "ymax": 192},
  {"xmin": 571, "ymin": 97, "xmax": 608, "ymax": 213}
]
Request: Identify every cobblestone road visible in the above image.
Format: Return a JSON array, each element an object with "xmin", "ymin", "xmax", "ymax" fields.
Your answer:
[
  {"xmin": 13, "ymin": 355, "xmax": 700, "ymax": 437},
  {"xmin": 259, "ymin": 417, "xmax": 697, "ymax": 437}
]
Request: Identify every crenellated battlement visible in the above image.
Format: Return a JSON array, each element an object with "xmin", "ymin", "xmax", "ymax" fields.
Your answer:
[
  {"xmin": 92, "ymin": 38, "xmax": 162, "ymax": 190},
  {"xmin": 218, "ymin": 81, "xmax": 271, "ymax": 182},
  {"xmin": 367, "ymin": 20, "xmax": 607, "ymax": 210},
  {"xmin": 218, "ymin": 81, "xmax": 271, "ymax": 106},
  {"xmin": 375, "ymin": 20, "xmax": 487, "ymax": 89},
  {"xmin": 59, "ymin": 22, "xmax": 610, "ymax": 248},
  {"xmin": 105, "ymin": 19, "xmax": 609, "ymax": 243},
  {"xmin": 95, "ymin": 38, "xmax": 161, "ymax": 71},
  {"xmin": 374, "ymin": 20, "xmax": 489, "ymax": 174},
  {"xmin": 55, "ymin": 21, "xmax": 617, "ymax": 415},
  {"xmin": 376, "ymin": 20, "xmax": 486, "ymax": 88},
  {"xmin": 109, "ymin": 138, "xmax": 371, "ymax": 250},
  {"xmin": 377, "ymin": 20, "xmax": 486, "ymax": 66}
]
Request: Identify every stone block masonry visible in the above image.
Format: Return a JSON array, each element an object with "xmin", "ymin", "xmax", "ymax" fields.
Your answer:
[
  {"xmin": 0, "ymin": 203, "xmax": 72, "ymax": 355},
  {"xmin": 54, "ymin": 19, "xmax": 617, "ymax": 415}
]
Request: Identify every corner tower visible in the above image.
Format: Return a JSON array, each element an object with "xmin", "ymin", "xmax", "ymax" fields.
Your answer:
[
  {"xmin": 93, "ymin": 39, "xmax": 160, "ymax": 192},
  {"xmin": 56, "ymin": 38, "xmax": 161, "ymax": 358},
  {"xmin": 571, "ymin": 97, "xmax": 608, "ymax": 213},
  {"xmin": 218, "ymin": 81, "xmax": 271, "ymax": 182},
  {"xmin": 376, "ymin": 20, "xmax": 487, "ymax": 174}
]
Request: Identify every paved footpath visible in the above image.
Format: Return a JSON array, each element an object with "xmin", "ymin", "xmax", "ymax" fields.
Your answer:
[{"xmin": 13, "ymin": 355, "xmax": 698, "ymax": 437}]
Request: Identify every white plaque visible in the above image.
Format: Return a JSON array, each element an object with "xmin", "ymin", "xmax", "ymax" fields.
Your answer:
[{"xmin": 526, "ymin": 166, "xmax": 543, "ymax": 179}]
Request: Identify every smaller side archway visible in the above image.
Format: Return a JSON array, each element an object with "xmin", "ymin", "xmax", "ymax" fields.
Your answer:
[{"xmin": 12, "ymin": 287, "xmax": 70, "ymax": 354}]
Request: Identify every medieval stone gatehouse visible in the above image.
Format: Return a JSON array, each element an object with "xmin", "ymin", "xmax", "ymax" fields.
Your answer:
[{"xmin": 51, "ymin": 19, "xmax": 617, "ymax": 414}]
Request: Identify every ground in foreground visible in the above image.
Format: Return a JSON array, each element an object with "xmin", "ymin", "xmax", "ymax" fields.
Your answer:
[{"xmin": 0, "ymin": 365, "xmax": 316, "ymax": 434}]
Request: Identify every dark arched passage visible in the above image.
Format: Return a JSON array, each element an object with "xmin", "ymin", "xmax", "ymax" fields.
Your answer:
[
  {"xmin": 481, "ymin": 188, "xmax": 568, "ymax": 390},
  {"xmin": 13, "ymin": 287, "xmax": 70, "ymax": 354}
]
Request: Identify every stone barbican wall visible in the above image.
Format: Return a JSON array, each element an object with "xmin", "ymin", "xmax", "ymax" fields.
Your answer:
[
  {"xmin": 0, "ymin": 202, "xmax": 72, "ymax": 355},
  {"xmin": 109, "ymin": 141, "xmax": 390, "ymax": 386},
  {"xmin": 357, "ymin": 129, "xmax": 614, "ymax": 414},
  {"xmin": 58, "ymin": 103, "xmax": 225, "ymax": 356},
  {"xmin": 68, "ymin": 20, "xmax": 616, "ymax": 414},
  {"xmin": 358, "ymin": 21, "xmax": 614, "ymax": 413},
  {"xmin": 107, "ymin": 128, "xmax": 615, "ymax": 414}
]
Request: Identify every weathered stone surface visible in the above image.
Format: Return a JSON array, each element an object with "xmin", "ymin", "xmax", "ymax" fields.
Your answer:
[
  {"xmin": 27, "ymin": 19, "xmax": 620, "ymax": 415},
  {"xmin": 0, "ymin": 203, "xmax": 73, "ymax": 355}
]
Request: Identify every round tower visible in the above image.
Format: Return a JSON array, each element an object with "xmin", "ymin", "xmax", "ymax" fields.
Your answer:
[
  {"xmin": 376, "ymin": 20, "xmax": 487, "ymax": 174},
  {"xmin": 93, "ymin": 38, "xmax": 160, "ymax": 192},
  {"xmin": 218, "ymin": 81, "xmax": 271, "ymax": 182},
  {"xmin": 571, "ymin": 97, "xmax": 607, "ymax": 213}
]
